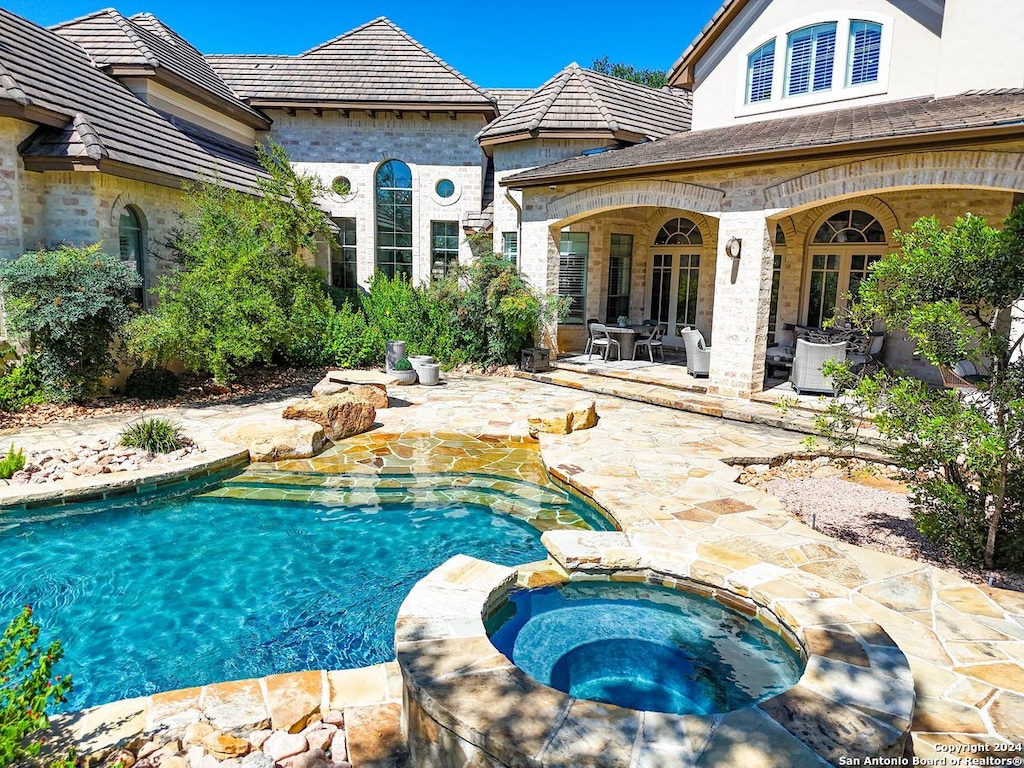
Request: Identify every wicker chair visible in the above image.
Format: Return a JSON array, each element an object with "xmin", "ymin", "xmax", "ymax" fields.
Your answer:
[
  {"xmin": 939, "ymin": 360, "xmax": 988, "ymax": 389},
  {"xmin": 790, "ymin": 339, "xmax": 847, "ymax": 395},
  {"xmin": 680, "ymin": 328, "xmax": 711, "ymax": 377}
]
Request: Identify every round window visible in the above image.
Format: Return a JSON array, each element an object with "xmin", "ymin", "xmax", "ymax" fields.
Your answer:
[
  {"xmin": 435, "ymin": 179, "xmax": 455, "ymax": 199},
  {"xmin": 331, "ymin": 176, "xmax": 352, "ymax": 196}
]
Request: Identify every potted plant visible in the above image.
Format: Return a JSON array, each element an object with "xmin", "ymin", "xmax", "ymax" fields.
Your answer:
[
  {"xmin": 391, "ymin": 357, "xmax": 418, "ymax": 385},
  {"xmin": 617, "ymin": 315, "xmax": 629, "ymax": 327}
]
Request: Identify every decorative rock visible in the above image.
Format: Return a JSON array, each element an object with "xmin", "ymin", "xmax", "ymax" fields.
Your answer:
[
  {"xmin": 160, "ymin": 758, "xmax": 189, "ymax": 768},
  {"xmin": 241, "ymin": 753, "xmax": 276, "ymax": 768},
  {"xmin": 304, "ymin": 723, "xmax": 336, "ymax": 752},
  {"xmin": 203, "ymin": 731, "xmax": 250, "ymax": 759},
  {"xmin": 311, "ymin": 379, "xmax": 347, "ymax": 397},
  {"xmin": 262, "ymin": 731, "xmax": 307, "ymax": 762},
  {"xmin": 321, "ymin": 710, "xmax": 344, "ymax": 727},
  {"xmin": 103, "ymin": 747, "xmax": 136, "ymax": 767},
  {"xmin": 329, "ymin": 730, "xmax": 347, "ymax": 762},
  {"xmin": 183, "ymin": 722, "xmax": 216, "ymax": 746},
  {"xmin": 280, "ymin": 749, "xmax": 331, "ymax": 768},
  {"xmin": 248, "ymin": 730, "xmax": 273, "ymax": 749},
  {"xmin": 527, "ymin": 399, "xmax": 598, "ymax": 437},
  {"xmin": 137, "ymin": 740, "xmax": 163, "ymax": 760},
  {"xmin": 281, "ymin": 397, "xmax": 376, "ymax": 441},
  {"xmin": 311, "ymin": 381, "xmax": 388, "ymax": 410},
  {"xmin": 217, "ymin": 417, "xmax": 327, "ymax": 461},
  {"xmin": 324, "ymin": 370, "xmax": 397, "ymax": 392}
]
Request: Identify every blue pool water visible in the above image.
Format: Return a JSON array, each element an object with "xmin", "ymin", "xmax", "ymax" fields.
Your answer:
[
  {"xmin": 0, "ymin": 474, "xmax": 608, "ymax": 711},
  {"xmin": 486, "ymin": 581, "xmax": 804, "ymax": 715}
]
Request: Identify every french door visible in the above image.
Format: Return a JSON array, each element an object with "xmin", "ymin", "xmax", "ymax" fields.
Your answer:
[{"xmin": 649, "ymin": 251, "xmax": 701, "ymax": 348}]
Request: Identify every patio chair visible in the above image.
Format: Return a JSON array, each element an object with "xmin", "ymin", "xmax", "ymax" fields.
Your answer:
[
  {"xmin": 790, "ymin": 339, "xmax": 847, "ymax": 395},
  {"xmin": 588, "ymin": 323, "xmax": 620, "ymax": 361},
  {"xmin": 632, "ymin": 324, "xmax": 664, "ymax": 362},
  {"xmin": 847, "ymin": 332, "xmax": 885, "ymax": 367},
  {"xmin": 680, "ymin": 328, "xmax": 711, "ymax": 377},
  {"xmin": 583, "ymin": 318, "xmax": 600, "ymax": 356}
]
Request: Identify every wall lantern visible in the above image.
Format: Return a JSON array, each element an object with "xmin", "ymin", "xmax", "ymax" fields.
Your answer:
[{"xmin": 726, "ymin": 237, "xmax": 742, "ymax": 259}]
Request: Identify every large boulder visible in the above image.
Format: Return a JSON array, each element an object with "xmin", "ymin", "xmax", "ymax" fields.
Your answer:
[
  {"xmin": 310, "ymin": 380, "xmax": 388, "ymax": 409},
  {"xmin": 325, "ymin": 370, "xmax": 398, "ymax": 392},
  {"xmin": 282, "ymin": 396, "xmax": 375, "ymax": 441},
  {"xmin": 217, "ymin": 418, "xmax": 327, "ymax": 461},
  {"xmin": 527, "ymin": 399, "xmax": 598, "ymax": 438}
]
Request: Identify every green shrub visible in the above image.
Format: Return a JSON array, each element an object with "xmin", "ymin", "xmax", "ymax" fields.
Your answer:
[
  {"xmin": 124, "ymin": 365, "xmax": 180, "ymax": 400},
  {"xmin": 0, "ymin": 606, "xmax": 74, "ymax": 768},
  {"xmin": 393, "ymin": 357, "xmax": 413, "ymax": 371},
  {"xmin": 0, "ymin": 444, "xmax": 25, "ymax": 479},
  {"xmin": 0, "ymin": 244, "xmax": 141, "ymax": 402},
  {"xmin": 322, "ymin": 301, "xmax": 384, "ymax": 368},
  {"xmin": 0, "ymin": 356, "xmax": 46, "ymax": 412},
  {"xmin": 119, "ymin": 418, "xmax": 185, "ymax": 453}
]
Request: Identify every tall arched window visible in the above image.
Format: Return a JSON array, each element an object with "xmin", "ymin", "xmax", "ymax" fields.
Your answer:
[
  {"xmin": 805, "ymin": 209, "xmax": 886, "ymax": 327},
  {"xmin": 375, "ymin": 159, "xmax": 413, "ymax": 279},
  {"xmin": 118, "ymin": 205, "xmax": 146, "ymax": 304},
  {"xmin": 649, "ymin": 217, "xmax": 703, "ymax": 347}
]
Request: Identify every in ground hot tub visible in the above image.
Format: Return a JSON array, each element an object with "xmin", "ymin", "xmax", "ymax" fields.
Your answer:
[{"xmin": 485, "ymin": 580, "xmax": 804, "ymax": 716}]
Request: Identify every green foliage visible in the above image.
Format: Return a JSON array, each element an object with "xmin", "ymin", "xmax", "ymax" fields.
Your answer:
[
  {"xmin": 817, "ymin": 208, "xmax": 1024, "ymax": 569},
  {"xmin": 0, "ymin": 445, "xmax": 25, "ymax": 480},
  {"xmin": 590, "ymin": 56, "xmax": 667, "ymax": 89},
  {"xmin": 127, "ymin": 141, "xmax": 336, "ymax": 382},
  {"xmin": 124, "ymin": 365, "xmax": 180, "ymax": 400},
  {"xmin": 0, "ymin": 356, "xmax": 46, "ymax": 413},
  {"xmin": 0, "ymin": 244, "xmax": 141, "ymax": 401},
  {"xmin": 119, "ymin": 418, "xmax": 185, "ymax": 453},
  {"xmin": 393, "ymin": 357, "xmax": 413, "ymax": 372},
  {"xmin": 0, "ymin": 606, "xmax": 74, "ymax": 768}
]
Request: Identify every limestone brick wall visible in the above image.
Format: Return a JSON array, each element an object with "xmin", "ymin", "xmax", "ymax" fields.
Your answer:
[
  {"xmin": 271, "ymin": 111, "xmax": 488, "ymax": 287},
  {"xmin": 0, "ymin": 117, "xmax": 42, "ymax": 259}
]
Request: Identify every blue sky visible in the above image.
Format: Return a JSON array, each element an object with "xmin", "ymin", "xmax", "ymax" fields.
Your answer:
[{"xmin": 10, "ymin": 0, "xmax": 725, "ymax": 88}]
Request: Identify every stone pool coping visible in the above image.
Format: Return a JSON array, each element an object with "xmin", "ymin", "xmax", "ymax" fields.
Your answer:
[{"xmin": 397, "ymin": 553, "xmax": 915, "ymax": 767}]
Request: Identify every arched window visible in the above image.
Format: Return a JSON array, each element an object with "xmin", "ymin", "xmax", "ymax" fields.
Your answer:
[
  {"xmin": 746, "ymin": 40, "xmax": 776, "ymax": 103},
  {"xmin": 847, "ymin": 21, "xmax": 882, "ymax": 86},
  {"xmin": 375, "ymin": 159, "xmax": 413, "ymax": 279},
  {"xmin": 805, "ymin": 209, "xmax": 887, "ymax": 327},
  {"xmin": 118, "ymin": 206, "xmax": 145, "ymax": 304},
  {"xmin": 654, "ymin": 217, "xmax": 703, "ymax": 246}
]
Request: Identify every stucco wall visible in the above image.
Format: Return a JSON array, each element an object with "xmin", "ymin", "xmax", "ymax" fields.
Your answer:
[{"xmin": 935, "ymin": 0, "xmax": 1024, "ymax": 96}]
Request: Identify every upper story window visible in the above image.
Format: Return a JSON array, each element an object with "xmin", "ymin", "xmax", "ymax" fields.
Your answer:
[
  {"xmin": 785, "ymin": 22, "xmax": 837, "ymax": 96},
  {"xmin": 847, "ymin": 20, "xmax": 882, "ymax": 86},
  {"xmin": 746, "ymin": 40, "xmax": 775, "ymax": 103}
]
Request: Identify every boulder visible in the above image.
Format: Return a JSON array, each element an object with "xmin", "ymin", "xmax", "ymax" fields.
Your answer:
[
  {"xmin": 527, "ymin": 399, "xmax": 598, "ymax": 438},
  {"xmin": 324, "ymin": 370, "xmax": 398, "ymax": 392},
  {"xmin": 183, "ymin": 722, "xmax": 215, "ymax": 747},
  {"xmin": 311, "ymin": 380, "xmax": 388, "ymax": 409},
  {"xmin": 282, "ymin": 397, "xmax": 375, "ymax": 441},
  {"xmin": 263, "ymin": 731, "xmax": 307, "ymax": 763},
  {"xmin": 217, "ymin": 417, "xmax": 327, "ymax": 462}
]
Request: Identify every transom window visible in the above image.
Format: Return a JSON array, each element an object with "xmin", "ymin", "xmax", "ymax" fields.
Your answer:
[
  {"xmin": 785, "ymin": 22, "xmax": 837, "ymax": 96},
  {"xmin": 848, "ymin": 20, "xmax": 882, "ymax": 86},
  {"xmin": 559, "ymin": 232, "xmax": 589, "ymax": 325},
  {"xmin": 654, "ymin": 218, "xmax": 703, "ymax": 246},
  {"xmin": 812, "ymin": 209, "xmax": 886, "ymax": 243},
  {"xmin": 805, "ymin": 209, "xmax": 886, "ymax": 327},
  {"xmin": 375, "ymin": 160, "xmax": 413, "ymax": 280},
  {"xmin": 746, "ymin": 40, "xmax": 775, "ymax": 103}
]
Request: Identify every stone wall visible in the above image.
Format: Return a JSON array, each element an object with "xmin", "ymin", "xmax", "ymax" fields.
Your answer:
[{"xmin": 0, "ymin": 117, "xmax": 37, "ymax": 259}]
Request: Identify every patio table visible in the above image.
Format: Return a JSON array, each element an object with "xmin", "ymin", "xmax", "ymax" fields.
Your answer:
[
  {"xmin": 766, "ymin": 346, "xmax": 795, "ymax": 378},
  {"xmin": 602, "ymin": 325, "xmax": 655, "ymax": 360}
]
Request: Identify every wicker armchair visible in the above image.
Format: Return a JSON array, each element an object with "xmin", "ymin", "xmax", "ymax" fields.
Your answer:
[
  {"xmin": 790, "ymin": 339, "xmax": 847, "ymax": 395},
  {"xmin": 680, "ymin": 328, "xmax": 711, "ymax": 377},
  {"xmin": 939, "ymin": 360, "xmax": 988, "ymax": 389}
]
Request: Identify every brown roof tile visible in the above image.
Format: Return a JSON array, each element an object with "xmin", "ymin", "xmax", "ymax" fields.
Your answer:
[
  {"xmin": 207, "ymin": 17, "xmax": 494, "ymax": 110},
  {"xmin": 478, "ymin": 64, "xmax": 691, "ymax": 143},
  {"xmin": 503, "ymin": 90, "xmax": 1024, "ymax": 185},
  {"xmin": 486, "ymin": 87, "xmax": 535, "ymax": 115}
]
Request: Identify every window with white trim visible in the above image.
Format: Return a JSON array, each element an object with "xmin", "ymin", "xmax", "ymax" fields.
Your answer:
[
  {"xmin": 746, "ymin": 40, "xmax": 775, "ymax": 103},
  {"xmin": 847, "ymin": 20, "xmax": 882, "ymax": 86},
  {"xmin": 559, "ymin": 232, "xmax": 589, "ymax": 325},
  {"xmin": 805, "ymin": 210, "xmax": 886, "ymax": 327},
  {"xmin": 430, "ymin": 220, "xmax": 459, "ymax": 279},
  {"xmin": 501, "ymin": 231, "xmax": 518, "ymax": 267},
  {"xmin": 785, "ymin": 22, "xmax": 837, "ymax": 96},
  {"xmin": 330, "ymin": 217, "xmax": 357, "ymax": 292}
]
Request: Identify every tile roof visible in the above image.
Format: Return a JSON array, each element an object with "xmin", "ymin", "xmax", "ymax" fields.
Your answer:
[
  {"xmin": 477, "ymin": 64, "xmax": 692, "ymax": 144},
  {"xmin": 503, "ymin": 90, "xmax": 1024, "ymax": 185},
  {"xmin": 207, "ymin": 17, "xmax": 495, "ymax": 111},
  {"xmin": 51, "ymin": 9, "xmax": 267, "ymax": 126},
  {"xmin": 667, "ymin": 0, "xmax": 743, "ymax": 86},
  {"xmin": 1, "ymin": 8, "xmax": 265, "ymax": 191},
  {"xmin": 486, "ymin": 88, "xmax": 535, "ymax": 115}
]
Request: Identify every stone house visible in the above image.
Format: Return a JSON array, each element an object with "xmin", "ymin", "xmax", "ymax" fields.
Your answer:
[{"xmin": 1, "ymin": 1, "xmax": 1023, "ymax": 398}]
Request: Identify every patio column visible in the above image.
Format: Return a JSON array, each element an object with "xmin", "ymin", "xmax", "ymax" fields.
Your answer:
[
  {"xmin": 520, "ymin": 216, "xmax": 562, "ymax": 353},
  {"xmin": 707, "ymin": 211, "xmax": 776, "ymax": 397}
]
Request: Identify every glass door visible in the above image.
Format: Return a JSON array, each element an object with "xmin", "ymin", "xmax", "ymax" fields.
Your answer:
[{"xmin": 649, "ymin": 252, "xmax": 700, "ymax": 347}]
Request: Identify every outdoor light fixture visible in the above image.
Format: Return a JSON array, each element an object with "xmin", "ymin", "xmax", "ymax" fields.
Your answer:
[{"xmin": 726, "ymin": 237, "xmax": 742, "ymax": 259}]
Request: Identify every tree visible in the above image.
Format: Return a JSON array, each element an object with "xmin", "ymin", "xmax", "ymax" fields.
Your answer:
[
  {"xmin": 816, "ymin": 208, "xmax": 1024, "ymax": 570},
  {"xmin": 127, "ymin": 141, "xmax": 336, "ymax": 382},
  {"xmin": 590, "ymin": 57, "xmax": 667, "ymax": 89}
]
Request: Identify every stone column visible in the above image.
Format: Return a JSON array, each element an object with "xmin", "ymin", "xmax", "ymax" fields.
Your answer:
[
  {"xmin": 707, "ymin": 211, "xmax": 777, "ymax": 397},
  {"xmin": 520, "ymin": 216, "xmax": 561, "ymax": 353}
]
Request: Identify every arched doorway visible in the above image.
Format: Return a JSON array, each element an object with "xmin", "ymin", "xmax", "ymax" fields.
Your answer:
[
  {"xmin": 648, "ymin": 217, "xmax": 703, "ymax": 347},
  {"xmin": 803, "ymin": 208, "xmax": 887, "ymax": 327}
]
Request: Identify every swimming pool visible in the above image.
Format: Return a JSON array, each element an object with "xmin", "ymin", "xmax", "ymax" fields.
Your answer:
[{"xmin": 1, "ymin": 469, "xmax": 611, "ymax": 711}]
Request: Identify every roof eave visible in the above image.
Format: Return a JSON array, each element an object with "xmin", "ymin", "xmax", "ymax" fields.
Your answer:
[
  {"xmin": 20, "ymin": 155, "xmax": 262, "ymax": 192},
  {"xmin": 252, "ymin": 99, "xmax": 496, "ymax": 117},
  {"xmin": 501, "ymin": 122, "xmax": 1024, "ymax": 189},
  {"xmin": 479, "ymin": 128, "xmax": 636, "ymax": 148},
  {"xmin": 0, "ymin": 100, "xmax": 72, "ymax": 129},
  {"xmin": 667, "ymin": 0, "xmax": 749, "ymax": 88}
]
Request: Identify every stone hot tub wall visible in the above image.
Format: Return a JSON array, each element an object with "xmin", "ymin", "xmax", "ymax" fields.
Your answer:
[{"xmin": 396, "ymin": 551, "xmax": 916, "ymax": 768}]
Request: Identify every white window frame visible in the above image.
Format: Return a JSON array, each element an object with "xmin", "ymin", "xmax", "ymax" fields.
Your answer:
[
  {"xmin": 746, "ymin": 39, "xmax": 776, "ymax": 104},
  {"xmin": 734, "ymin": 10, "xmax": 893, "ymax": 119},
  {"xmin": 784, "ymin": 22, "xmax": 838, "ymax": 98}
]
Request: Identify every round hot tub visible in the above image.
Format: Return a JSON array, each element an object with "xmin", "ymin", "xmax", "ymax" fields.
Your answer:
[{"xmin": 485, "ymin": 580, "xmax": 804, "ymax": 716}]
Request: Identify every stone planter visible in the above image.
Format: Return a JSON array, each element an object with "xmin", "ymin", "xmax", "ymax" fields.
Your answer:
[
  {"xmin": 417, "ymin": 363, "xmax": 440, "ymax": 386},
  {"xmin": 409, "ymin": 355, "xmax": 435, "ymax": 380},
  {"xmin": 385, "ymin": 341, "xmax": 407, "ymax": 372},
  {"xmin": 390, "ymin": 369, "xmax": 418, "ymax": 385}
]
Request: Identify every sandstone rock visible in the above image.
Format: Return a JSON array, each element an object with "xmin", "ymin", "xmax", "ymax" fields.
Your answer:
[
  {"xmin": 303, "ymin": 723, "xmax": 336, "ymax": 752},
  {"xmin": 241, "ymin": 753, "xmax": 275, "ymax": 768},
  {"xmin": 103, "ymin": 747, "xmax": 136, "ymax": 767},
  {"xmin": 311, "ymin": 379, "xmax": 347, "ymax": 397},
  {"xmin": 280, "ymin": 749, "xmax": 331, "ymax": 768},
  {"xmin": 321, "ymin": 710, "xmax": 344, "ymax": 727},
  {"xmin": 282, "ymin": 397, "xmax": 375, "ymax": 441},
  {"xmin": 527, "ymin": 399, "xmax": 598, "ymax": 437},
  {"xmin": 248, "ymin": 730, "xmax": 273, "ymax": 750},
  {"xmin": 160, "ymin": 758, "xmax": 189, "ymax": 768},
  {"xmin": 137, "ymin": 741, "xmax": 163, "ymax": 760},
  {"xmin": 148, "ymin": 743, "xmax": 183, "ymax": 765},
  {"xmin": 328, "ymin": 730, "xmax": 347, "ymax": 762},
  {"xmin": 183, "ymin": 722, "xmax": 215, "ymax": 746},
  {"xmin": 324, "ymin": 370, "xmax": 397, "ymax": 392},
  {"xmin": 203, "ymin": 732, "xmax": 250, "ymax": 760},
  {"xmin": 263, "ymin": 731, "xmax": 307, "ymax": 762},
  {"xmin": 217, "ymin": 417, "xmax": 327, "ymax": 461}
]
